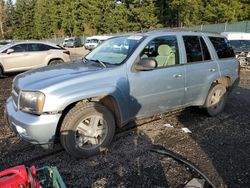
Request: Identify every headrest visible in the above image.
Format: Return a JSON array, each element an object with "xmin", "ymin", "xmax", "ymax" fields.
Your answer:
[{"xmin": 157, "ymin": 45, "xmax": 172, "ymax": 56}]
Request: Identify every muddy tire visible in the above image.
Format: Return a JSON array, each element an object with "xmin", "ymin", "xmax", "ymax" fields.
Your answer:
[
  {"xmin": 205, "ymin": 83, "xmax": 227, "ymax": 116},
  {"xmin": 48, "ymin": 59, "xmax": 63, "ymax": 65},
  {"xmin": 60, "ymin": 102, "xmax": 115, "ymax": 158}
]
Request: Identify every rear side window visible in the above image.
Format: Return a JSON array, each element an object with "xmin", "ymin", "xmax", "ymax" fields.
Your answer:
[
  {"xmin": 209, "ymin": 37, "xmax": 235, "ymax": 59},
  {"xmin": 183, "ymin": 36, "xmax": 211, "ymax": 63},
  {"xmin": 43, "ymin": 44, "xmax": 62, "ymax": 50},
  {"xmin": 28, "ymin": 43, "xmax": 62, "ymax": 51}
]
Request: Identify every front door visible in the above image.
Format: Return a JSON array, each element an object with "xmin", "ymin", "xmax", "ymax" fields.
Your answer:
[
  {"xmin": 2, "ymin": 44, "xmax": 31, "ymax": 72},
  {"xmin": 128, "ymin": 35, "xmax": 185, "ymax": 118}
]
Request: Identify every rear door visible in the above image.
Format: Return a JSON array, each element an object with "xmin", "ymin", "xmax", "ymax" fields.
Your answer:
[
  {"xmin": 27, "ymin": 43, "xmax": 49, "ymax": 68},
  {"xmin": 208, "ymin": 36, "xmax": 237, "ymax": 81},
  {"xmin": 182, "ymin": 35, "xmax": 220, "ymax": 105}
]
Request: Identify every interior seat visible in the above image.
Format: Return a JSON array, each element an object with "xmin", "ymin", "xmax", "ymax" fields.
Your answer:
[{"xmin": 155, "ymin": 44, "xmax": 175, "ymax": 67}]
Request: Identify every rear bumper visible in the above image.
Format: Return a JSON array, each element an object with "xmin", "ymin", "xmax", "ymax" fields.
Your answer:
[{"xmin": 5, "ymin": 97, "xmax": 61, "ymax": 148}]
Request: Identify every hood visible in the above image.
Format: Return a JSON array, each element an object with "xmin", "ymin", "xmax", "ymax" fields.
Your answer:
[{"xmin": 14, "ymin": 60, "xmax": 104, "ymax": 90}]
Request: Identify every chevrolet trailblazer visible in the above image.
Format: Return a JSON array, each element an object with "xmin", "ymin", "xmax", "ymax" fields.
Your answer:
[{"xmin": 6, "ymin": 31, "xmax": 240, "ymax": 158}]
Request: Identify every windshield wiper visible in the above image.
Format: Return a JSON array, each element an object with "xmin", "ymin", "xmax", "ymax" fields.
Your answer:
[
  {"xmin": 82, "ymin": 57, "xmax": 87, "ymax": 63},
  {"xmin": 89, "ymin": 59, "xmax": 106, "ymax": 68}
]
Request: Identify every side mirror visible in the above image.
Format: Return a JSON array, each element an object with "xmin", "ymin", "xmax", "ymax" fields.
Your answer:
[
  {"xmin": 134, "ymin": 58, "xmax": 157, "ymax": 71},
  {"xmin": 6, "ymin": 48, "xmax": 14, "ymax": 54}
]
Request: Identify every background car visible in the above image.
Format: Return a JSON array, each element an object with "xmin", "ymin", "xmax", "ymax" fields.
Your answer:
[
  {"xmin": 84, "ymin": 35, "xmax": 113, "ymax": 50},
  {"xmin": 63, "ymin": 37, "xmax": 82, "ymax": 48},
  {"xmin": 221, "ymin": 32, "xmax": 250, "ymax": 66},
  {"xmin": 0, "ymin": 41, "xmax": 71, "ymax": 76}
]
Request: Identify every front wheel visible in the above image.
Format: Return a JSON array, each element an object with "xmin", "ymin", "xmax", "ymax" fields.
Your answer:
[
  {"xmin": 204, "ymin": 83, "xmax": 227, "ymax": 116},
  {"xmin": 60, "ymin": 102, "xmax": 115, "ymax": 158}
]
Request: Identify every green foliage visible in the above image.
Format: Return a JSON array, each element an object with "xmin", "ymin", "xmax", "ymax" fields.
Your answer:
[
  {"xmin": 169, "ymin": 0, "xmax": 204, "ymax": 26},
  {"xmin": 13, "ymin": 0, "xmax": 36, "ymax": 39},
  {"xmin": 203, "ymin": 0, "xmax": 246, "ymax": 23},
  {"xmin": 0, "ymin": 0, "xmax": 249, "ymax": 39},
  {"xmin": 0, "ymin": 0, "xmax": 7, "ymax": 39},
  {"xmin": 127, "ymin": 0, "xmax": 159, "ymax": 31},
  {"xmin": 5, "ymin": 0, "xmax": 14, "ymax": 38},
  {"xmin": 34, "ymin": 0, "xmax": 52, "ymax": 39}
]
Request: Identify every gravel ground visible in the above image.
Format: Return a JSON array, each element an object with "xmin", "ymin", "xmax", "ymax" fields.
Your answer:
[{"xmin": 0, "ymin": 56, "xmax": 249, "ymax": 187}]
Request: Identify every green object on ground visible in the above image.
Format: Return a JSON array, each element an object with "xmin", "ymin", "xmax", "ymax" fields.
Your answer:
[{"xmin": 36, "ymin": 166, "xmax": 66, "ymax": 188}]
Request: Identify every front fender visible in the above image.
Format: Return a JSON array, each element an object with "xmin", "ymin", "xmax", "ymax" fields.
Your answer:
[{"xmin": 43, "ymin": 84, "xmax": 130, "ymax": 125}]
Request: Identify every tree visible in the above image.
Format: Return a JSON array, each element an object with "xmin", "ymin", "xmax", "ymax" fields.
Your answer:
[
  {"xmin": 0, "ymin": 0, "xmax": 7, "ymax": 39},
  {"xmin": 127, "ymin": 0, "xmax": 159, "ymax": 31},
  {"xmin": 34, "ymin": 0, "xmax": 52, "ymax": 39},
  {"xmin": 5, "ymin": 0, "xmax": 14, "ymax": 38},
  {"xmin": 0, "ymin": 0, "xmax": 248, "ymax": 39},
  {"xmin": 167, "ymin": 0, "xmax": 204, "ymax": 27},
  {"xmin": 14, "ymin": 0, "xmax": 36, "ymax": 39},
  {"xmin": 203, "ymin": 0, "xmax": 245, "ymax": 24}
]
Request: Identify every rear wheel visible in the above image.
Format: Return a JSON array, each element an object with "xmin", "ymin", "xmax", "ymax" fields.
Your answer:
[
  {"xmin": 60, "ymin": 102, "xmax": 115, "ymax": 158},
  {"xmin": 48, "ymin": 59, "xmax": 63, "ymax": 65},
  {"xmin": 205, "ymin": 83, "xmax": 227, "ymax": 116}
]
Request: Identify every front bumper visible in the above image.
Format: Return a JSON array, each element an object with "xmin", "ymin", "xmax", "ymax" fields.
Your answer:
[{"xmin": 5, "ymin": 97, "xmax": 62, "ymax": 148}]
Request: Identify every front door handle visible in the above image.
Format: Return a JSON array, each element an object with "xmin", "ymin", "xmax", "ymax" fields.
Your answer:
[
  {"xmin": 208, "ymin": 68, "xmax": 216, "ymax": 72},
  {"xmin": 173, "ymin": 74, "xmax": 182, "ymax": 78}
]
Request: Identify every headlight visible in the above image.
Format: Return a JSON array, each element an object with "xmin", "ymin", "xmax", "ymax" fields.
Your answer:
[{"xmin": 19, "ymin": 91, "xmax": 45, "ymax": 115}]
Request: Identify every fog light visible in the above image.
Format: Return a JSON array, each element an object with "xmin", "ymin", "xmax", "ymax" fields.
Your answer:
[{"xmin": 16, "ymin": 125, "xmax": 27, "ymax": 136}]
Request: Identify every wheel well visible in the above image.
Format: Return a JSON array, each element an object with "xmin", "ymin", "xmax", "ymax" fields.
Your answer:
[
  {"xmin": 48, "ymin": 58, "xmax": 64, "ymax": 65},
  {"xmin": 0, "ymin": 63, "xmax": 4, "ymax": 73},
  {"xmin": 99, "ymin": 95, "xmax": 122, "ymax": 127},
  {"xmin": 214, "ymin": 76, "xmax": 231, "ymax": 88},
  {"xmin": 54, "ymin": 95, "xmax": 122, "ymax": 141}
]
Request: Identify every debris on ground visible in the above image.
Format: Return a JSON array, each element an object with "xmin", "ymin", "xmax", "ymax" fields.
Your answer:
[
  {"xmin": 163, "ymin": 123, "xmax": 174, "ymax": 128},
  {"xmin": 0, "ymin": 68, "xmax": 249, "ymax": 187},
  {"xmin": 182, "ymin": 127, "xmax": 192, "ymax": 134}
]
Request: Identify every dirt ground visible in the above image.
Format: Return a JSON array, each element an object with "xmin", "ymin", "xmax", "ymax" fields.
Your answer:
[{"xmin": 0, "ymin": 50, "xmax": 249, "ymax": 187}]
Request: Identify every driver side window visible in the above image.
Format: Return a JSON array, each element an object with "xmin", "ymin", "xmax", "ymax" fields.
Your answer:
[
  {"xmin": 3, "ymin": 44, "xmax": 28, "ymax": 53},
  {"xmin": 140, "ymin": 36, "xmax": 179, "ymax": 68}
]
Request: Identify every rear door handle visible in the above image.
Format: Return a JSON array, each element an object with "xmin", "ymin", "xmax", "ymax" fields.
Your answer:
[
  {"xmin": 173, "ymin": 74, "xmax": 182, "ymax": 78},
  {"xmin": 208, "ymin": 68, "xmax": 216, "ymax": 72}
]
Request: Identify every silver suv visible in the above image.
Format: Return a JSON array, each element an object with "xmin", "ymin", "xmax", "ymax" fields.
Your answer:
[
  {"xmin": 0, "ymin": 41, "xmax": 71, "ymax": 76},
  {"xmin": 6, "ymin": 31, "xmax": 240, "ymax": 158}
]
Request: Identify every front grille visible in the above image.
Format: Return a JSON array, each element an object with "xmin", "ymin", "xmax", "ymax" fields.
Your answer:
[{"xmin": 12, "ymin": 85, "xmax": 20, "ymax": 108}]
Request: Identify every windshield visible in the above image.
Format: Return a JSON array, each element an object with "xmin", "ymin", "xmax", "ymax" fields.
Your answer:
[
  {"xmin": 0, "ymin": 43, "xmax": 12, "ymax": 52},
  {"xmin": 86, "ymin": 39, "xmax": 99, "ymax": 44},
  {"xmin": 229, "ymin": 40, "xmax": 250, "ymax": 50},
  {"xmin": 85, "ymin": 36, "xmax": 144, "ymax": 65}
]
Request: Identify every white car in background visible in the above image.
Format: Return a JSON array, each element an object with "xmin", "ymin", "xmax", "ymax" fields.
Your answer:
[
  {"xmin": 0, "ymin": 41, "xmax": 71, "ymax": 76},
  {"xmin": 84, "ymin": 35, "xmax": 113, "ymax": 50},
  {"xmin": 221, "ymin": 32, "xmax": 250, "ymax": 66}
]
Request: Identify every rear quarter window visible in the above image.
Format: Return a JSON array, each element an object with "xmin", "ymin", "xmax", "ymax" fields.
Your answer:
[{"xmin": 209, "ymin": 37, "xmax": 235, "ymax": 59}]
